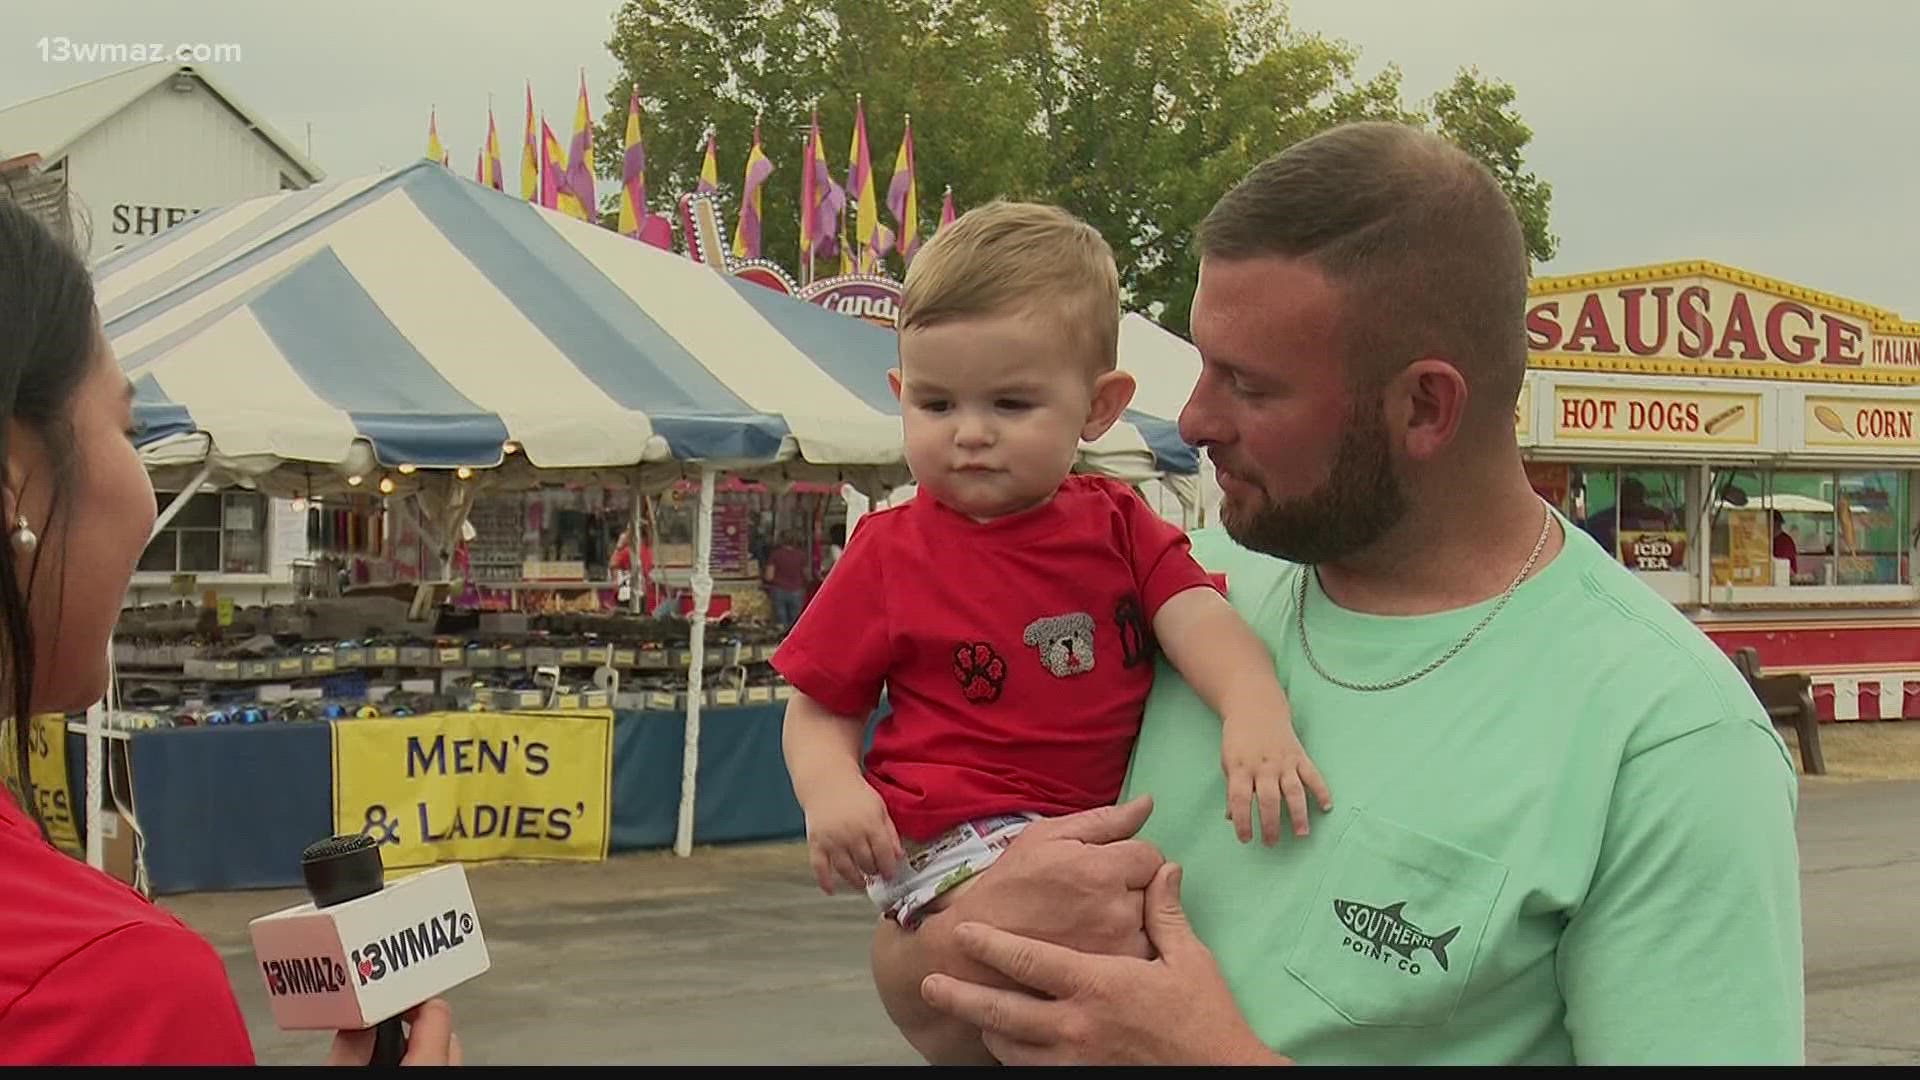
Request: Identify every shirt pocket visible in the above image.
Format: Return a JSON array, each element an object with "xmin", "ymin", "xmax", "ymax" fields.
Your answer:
[{"xmin": 1283, "ymin": 810, "xmax": 1509, "ymax": 1028}]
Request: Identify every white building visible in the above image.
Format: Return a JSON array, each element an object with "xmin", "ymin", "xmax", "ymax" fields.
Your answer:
[
  {"xmin": 0, "ymin": 63, "xmax": 327, "ymax": 608},
  {"xmin": 0, "ymin": 60, "xmax": 324, "ymax": 263}
]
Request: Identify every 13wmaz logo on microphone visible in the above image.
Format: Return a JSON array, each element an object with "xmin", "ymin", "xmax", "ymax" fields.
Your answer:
[{"xmin": 351, "ymin": 909, "xmax": 476, "ymax": 984}]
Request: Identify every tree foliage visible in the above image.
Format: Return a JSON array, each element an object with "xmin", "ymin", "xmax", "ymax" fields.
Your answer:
[{"xmin": 597, "ymin": 0, "xmax": 1555, "ymax": 331}]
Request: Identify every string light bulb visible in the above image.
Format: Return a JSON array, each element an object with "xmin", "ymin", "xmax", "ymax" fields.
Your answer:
[
  {"xmin": 379, "ymin": 476, "xmax": 396, "ymax": 495},
  {"xmin": 398, "ymin": 463, "xmax": 417, "ymax": 475},
  {"xmin": 502, "ymin": 440, "xmax": 520, "ymax": 455},
  {"xmin": 456, "ymin": 466, "xmax": 474, "ymax": 480},
  {"xmin": 346, "ymin": 475, "xmax": 363, "ymax": 487}
]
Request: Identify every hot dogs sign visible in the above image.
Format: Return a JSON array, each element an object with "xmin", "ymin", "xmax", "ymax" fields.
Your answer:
[{"xmin": 1552, "ymin": 385, "xmax": 1763, "ymax": 447}]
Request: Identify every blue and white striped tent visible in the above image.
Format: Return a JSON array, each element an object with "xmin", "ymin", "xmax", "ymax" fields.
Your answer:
[{"xmin": 98, "ymin": 162, "xmax": 1200, "ymax": 496}]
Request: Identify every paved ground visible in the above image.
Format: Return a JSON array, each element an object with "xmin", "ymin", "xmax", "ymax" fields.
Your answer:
[{"xmin": 165, "ymin": 772, "xmax": 1920, "ymax": 1065}]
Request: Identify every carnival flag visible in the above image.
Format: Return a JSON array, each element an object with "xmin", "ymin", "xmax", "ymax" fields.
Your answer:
[
  {"xmin": 732, "ymin": 121, "xmax": 775, "ymax": 261},
  {"xmin": 540, "ymin": 117, "xmax": 563, "ymax": 211},
  {"xmin": 886, "ymin": 115, "xmax": 920, "ymax": 265},
  {"xmin": 520, "ymin": 84, "xmax": 539, "ymax": 202},
  {"xmin": 800, "ymin": 118, "xmax": 818, "ymax": 271},
  {"xmin": 846, "ymin": 97, "xmax": 884, "ymax": 272},
  {"xmin": 426, "ymin": 109, "xmax": 446, "ymax": 165},
  {"xmin": 620, "ymin": 94, "xmax": 672, "ymax": 250},
  {"xmin": 940, "ymin": 185, "xmax": 957, "ymax": 229},
  {"xmin": 485, "ymin": 107, "xmax": 504, "ymax": 191},
  {"xmin": 803, "ymin": 112, "xmax": 844, "ymax": 263},
  {"xmin": 618, "ymin": 91, "xmax": 645, "ymax": 236},
  {"xmin": 697, "ymin": 130, "xmax": 720, "ymax": 195},
  {"xmin": 546, "ymin": 119, "xmax": 587, "ymax": 220},
  {"xmin": 566, "ymin": 71, "xmax": 598, "ymax": 224}
]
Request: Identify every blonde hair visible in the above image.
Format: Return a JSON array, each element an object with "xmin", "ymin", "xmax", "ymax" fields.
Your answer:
[{"xmin": 898, "ymin": 201, "xmax": 1121, "ymax": 372}]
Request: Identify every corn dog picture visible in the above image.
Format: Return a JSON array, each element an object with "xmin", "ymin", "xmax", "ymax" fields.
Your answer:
[
  {"xmin": 1703, "ymin": 403, "xmax": 1746, "ymax": 436},
  {"xmin": 1813, "ymin": 404, "xmax": 1849, "ymax": 436}
]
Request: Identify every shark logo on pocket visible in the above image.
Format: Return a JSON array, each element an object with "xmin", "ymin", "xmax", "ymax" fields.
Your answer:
[{"xmin": 1333, "ymin": 898, "xmax": 1460, "ymax": 977}]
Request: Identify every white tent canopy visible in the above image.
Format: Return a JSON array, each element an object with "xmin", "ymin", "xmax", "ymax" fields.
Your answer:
[{"xmin": 101, "ymin": 162, "xmax": 1202, "ymax": 499}]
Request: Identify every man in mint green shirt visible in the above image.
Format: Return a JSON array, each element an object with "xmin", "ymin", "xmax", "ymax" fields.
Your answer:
[{"xmin": 872, "ymin": 122, "xmax": 1803, "ymax": 1065}]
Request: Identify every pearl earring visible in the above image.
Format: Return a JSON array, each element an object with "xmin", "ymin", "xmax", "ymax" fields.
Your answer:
[{"xmin": 10, "ymin": 515, "xmax": 36, "ymax": 554}]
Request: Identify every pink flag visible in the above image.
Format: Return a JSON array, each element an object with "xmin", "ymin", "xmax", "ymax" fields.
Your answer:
[
  {"xmin": 540, "ymin": 118, "xmax": 562, "ymax": 211},
  {"xmin": 732, "ymin": 122, "xmax": 775, "ymax": 261},
  {"xmin": 619, "ymin": 91, "xmax": 646, "ymax": 237},
  {"xmin": 808, "ymin": 119, "xmax": 845, "ymax": 261},
  {"xmin": 566, "ymin": 71, "xmax": 598, "ymax": 224},
  {"xmin": 485, "ymin": 108, "xmax": 504, "ymax": 192},
  {"xmin": 886, "ymin": 116, "xmax": 919, "ymax": 264}
]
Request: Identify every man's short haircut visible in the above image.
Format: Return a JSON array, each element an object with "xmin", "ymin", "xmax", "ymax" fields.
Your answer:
[
  {"xmin": 898, "ymin": 200, "xmax": 1121, "ymax": 374},
  {"xmin": 1195, "ymin": 122, "xmax": 1528, "ymax": 419}
]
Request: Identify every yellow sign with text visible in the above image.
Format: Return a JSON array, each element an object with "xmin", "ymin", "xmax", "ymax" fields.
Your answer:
[
  {"xmin": 1805, "ymin": 397, "xmax": 1920, "ymax": 450},
  {"xmin": 0, "ymin": 714, "xmax": 81, "ymax": 856},
  {"xmin": 1713, "ymin": 508, "xmax": 1774, "ymax": 586},
  {"xmin": 1514, "ymin": 382, "xmax": 1532, "ymax": 439},
  {"xmin": 331, "ymin": 710, "xmax": 612, "ymax": 870},
  {"xmin": 1553, "ymin": 386, "xmax": 1762, "ymax": 446}
]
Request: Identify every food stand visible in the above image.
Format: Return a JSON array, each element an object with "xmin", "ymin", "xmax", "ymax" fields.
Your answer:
[{"xmin": 1518, "ymin": 260, "xmax": 1920, "ymax": 720}]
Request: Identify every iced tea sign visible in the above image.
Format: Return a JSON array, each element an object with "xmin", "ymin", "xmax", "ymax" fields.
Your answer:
[
  {"xmin": 1552, "ymin": 386, "xmax": 1763, "ymax": 447},
  {"xmin": 1620, "ymin": 531, "xmax": 1687, "ymax": 572}
]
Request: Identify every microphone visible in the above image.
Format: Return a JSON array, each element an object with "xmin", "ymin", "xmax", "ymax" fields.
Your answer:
[{"xmin": 249, "ymin": 834, "xmax": 491, "ymax": 1065}]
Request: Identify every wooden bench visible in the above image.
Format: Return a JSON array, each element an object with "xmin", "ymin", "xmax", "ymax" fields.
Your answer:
[{"xmin": 1730, "ymin": 647, "xmax": 1826, "ymax": 776}]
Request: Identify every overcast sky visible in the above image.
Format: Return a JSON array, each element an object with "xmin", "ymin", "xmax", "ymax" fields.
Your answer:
[{"xmin": 5, "ymin": 0, "xmax": 1915, "ymax": 315}]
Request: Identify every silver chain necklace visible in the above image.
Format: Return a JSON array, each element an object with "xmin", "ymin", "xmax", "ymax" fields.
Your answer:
[{"xmin": 1296, "ymin": 501, "xmax": 1555, "ymax": 693}]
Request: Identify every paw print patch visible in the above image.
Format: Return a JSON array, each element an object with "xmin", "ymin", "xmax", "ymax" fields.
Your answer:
[{"xmin": 952, "ymin": 642, "xmax": 1007, "ymax": 704}]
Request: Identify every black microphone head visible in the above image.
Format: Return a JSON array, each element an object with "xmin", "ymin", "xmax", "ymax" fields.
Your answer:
[{"xmin": 301, "ymin": 833, "xmax": 385, "ymax": 908}]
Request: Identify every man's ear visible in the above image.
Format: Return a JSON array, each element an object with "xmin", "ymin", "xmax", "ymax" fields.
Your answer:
[
  {"xmin": 1389, "ymin": 358, "xmax": 1469, "ymax": 462},
  {"xmin": 1081, "ymin": 370, "xmax": 1138, "ymax": 442},
  {"xmin": 887, "ymin": 368, "xmax": 903, "ymax": 402}
]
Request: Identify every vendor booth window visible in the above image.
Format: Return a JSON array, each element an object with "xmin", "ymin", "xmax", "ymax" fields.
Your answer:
[
  {"xmin": 1541, "ymin": 465, "xmax": 1690, "ymax": 572},
  {"xmin": 1710, "ymin": 470, "xmax": 1911, "ymax": 588},
  {"xmin": 137, "ymin": 490, "xmax": 268, "ymax": 574}
]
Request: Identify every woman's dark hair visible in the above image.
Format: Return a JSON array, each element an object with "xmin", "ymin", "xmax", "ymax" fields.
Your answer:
[{"xmin": 0, "ymin": 199, "xmax": 98, "ymax": 823}]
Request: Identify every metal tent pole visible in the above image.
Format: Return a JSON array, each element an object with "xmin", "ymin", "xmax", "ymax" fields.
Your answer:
[{"xmin": 674, "ymin": 466, "xmax": 718, "ymax": 857}]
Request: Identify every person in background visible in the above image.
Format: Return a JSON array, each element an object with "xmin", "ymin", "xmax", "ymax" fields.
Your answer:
[
  {"xmin": 763, "ymin": 531, "xmax": 812, "ymax": 631},
  {"xmin": 0, "ymin": 201, "xmax": 459, "ymax": 1065},
  {"xmin": 1772, "ymin": 511, "xmax": 1800, "ymax": 580},
  {"xmin": 820, "ymin": 525, "xmax": 846, "ymax": 578}
]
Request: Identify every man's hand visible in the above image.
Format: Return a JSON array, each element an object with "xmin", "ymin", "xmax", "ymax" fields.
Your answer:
[
  {"xmin": 869, "ymin": 798, "xmax": 1167, "ymax": 1063},
  {"xmin": 920, "ymin": 863, "xmax": 1286, "ymax": 1066},
  {"xmin": 924, "ymin": 797, "xmax": 1166, "ymax": 959}
]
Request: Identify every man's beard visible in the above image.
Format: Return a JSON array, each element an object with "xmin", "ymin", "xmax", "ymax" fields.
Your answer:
[{"xmin": 1217, "ymin": 396, "xmax": 1409, "ymax": 565}]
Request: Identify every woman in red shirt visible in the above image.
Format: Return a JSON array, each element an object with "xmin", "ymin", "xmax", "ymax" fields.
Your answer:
[{"xmin": 0, "ymin": 202, "xmax": 458, "ymax": 1065}]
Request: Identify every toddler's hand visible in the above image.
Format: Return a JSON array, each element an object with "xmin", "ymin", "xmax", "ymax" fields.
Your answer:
[
  {"xmin": 1222, "ymin": 711, "xmax": 1333, "ymax": 844},
  {"xmin": 804, "ymin": 779, "xmax": 904, "ymax": 894}
]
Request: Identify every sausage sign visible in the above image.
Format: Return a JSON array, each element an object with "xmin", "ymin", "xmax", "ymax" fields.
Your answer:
[{"xmin": 1552, "ymin": 387, "xmax": 1763, "ymax": 446}]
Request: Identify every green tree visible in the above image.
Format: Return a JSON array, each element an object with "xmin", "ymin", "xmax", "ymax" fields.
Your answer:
[
  {"xmin": 596, "ymin": 0, "xmax": 1554, "ymax": 332},
  {"xmin": 1429, "ymin": 67, "xmax": 1558, "ymax": 264}
]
